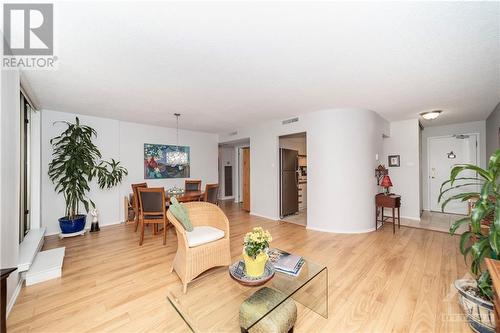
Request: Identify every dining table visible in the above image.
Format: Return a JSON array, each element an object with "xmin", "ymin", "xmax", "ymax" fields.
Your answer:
[
  {"xmin": 127, "ymin": 189, "xmax": 205, "ymax": 234},
  {"xmin": 159, "ymin": 190, "xmax": 204, "ymax": 234}
]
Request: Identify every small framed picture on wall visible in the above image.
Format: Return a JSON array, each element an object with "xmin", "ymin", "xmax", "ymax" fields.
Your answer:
[{"xmin": 388, "ymin": 155, "xmax": 400, "ymax": 167}]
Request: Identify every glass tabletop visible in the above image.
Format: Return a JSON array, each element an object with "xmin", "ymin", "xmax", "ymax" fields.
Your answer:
[{"xmin": 167, "ymin": 250, "xmax": 328, "ymax": 332}]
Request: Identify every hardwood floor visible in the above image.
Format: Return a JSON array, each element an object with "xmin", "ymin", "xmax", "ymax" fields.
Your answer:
[{"xmin": 8, "ymin": 201, "xmax": 470, "ymax": 332}]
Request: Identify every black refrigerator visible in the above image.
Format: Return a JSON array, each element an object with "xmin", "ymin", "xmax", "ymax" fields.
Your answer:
[{"xmin": 280, "ymin": 148, "xmax": 299, "ymax": 218}]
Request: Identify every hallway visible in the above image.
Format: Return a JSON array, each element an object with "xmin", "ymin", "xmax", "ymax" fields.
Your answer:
[{"xmin": 400, "ymin": 211, "xmax": 469, "ymax": 234}]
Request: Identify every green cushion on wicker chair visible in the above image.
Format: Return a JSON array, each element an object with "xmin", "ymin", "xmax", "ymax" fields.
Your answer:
[{"xmin": 169, "ymin": 197, "xmax": 193, "ymax": 232}]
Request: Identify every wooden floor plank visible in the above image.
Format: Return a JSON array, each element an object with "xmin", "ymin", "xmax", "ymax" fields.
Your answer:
[{"xmin": 7, "ymin": 201, "xmax": 470, "ymax": 332}]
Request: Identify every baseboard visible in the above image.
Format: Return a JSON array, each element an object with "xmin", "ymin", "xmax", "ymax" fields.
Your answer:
[
  {"xmin": 401, "ymin": 215, "xmax": 421, "ymax": 222},
  {"xmin": 381, "ymin": 208, "xmax": 421, "ymax": 222},
  {"xmin": 44, "ymin": 220, "xmax": 123, "ymax": 236},
  {"xmin": 249, "ymin": 212, "xmax": 279, "ymax": 221},
  {"xmin": 6, "ymin": 277, "xmax": 23, "ymax": 317},
  {"xmin": 306, "ymin": 226, "xmax": 376, "ymax": 234},
  {"xmin": 281, "ymin": 219, "xmax": 306, "ymax": 227}
]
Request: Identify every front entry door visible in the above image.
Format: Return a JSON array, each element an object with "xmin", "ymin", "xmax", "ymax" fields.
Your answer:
[{"xmin": 429, "ymin": 134, "xmax": 478, "ymax": 214}]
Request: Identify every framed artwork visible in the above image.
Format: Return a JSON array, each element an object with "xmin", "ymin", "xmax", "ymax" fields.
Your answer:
[
  {"xmin": 388, "ymin": 155, "xmax": 400, "ymax": 167},
  {"xmin": 144, "ymin": 143, "xmax": 190, "ymax": 179}
]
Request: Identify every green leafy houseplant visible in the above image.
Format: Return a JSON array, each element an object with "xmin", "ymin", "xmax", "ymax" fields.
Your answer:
[
  {"xmin": 48, "ymin": 117, "xmax": 128, "ymax": 221},
  {"xmin": 440, "ymin": 149, "xmax": 500, "ymax": 300}
]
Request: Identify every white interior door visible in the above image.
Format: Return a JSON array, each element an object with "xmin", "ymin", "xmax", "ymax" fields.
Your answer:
[{"xmin": 429, "ymin": 134, "xmax": 477, "ymax": 214}]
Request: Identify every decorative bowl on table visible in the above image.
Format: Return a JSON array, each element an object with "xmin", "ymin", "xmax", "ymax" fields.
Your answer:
[
  {"xmin": 229, "ymin": 260, "xmax": 275, "ymax": 286},
  {"xmin": 167, "ymin": 187, "xmax": 184, "ymax": 195}
]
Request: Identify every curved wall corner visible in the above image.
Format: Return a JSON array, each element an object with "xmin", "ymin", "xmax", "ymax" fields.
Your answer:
[{"xmin": 306, "ymin": 109, "xmax": 388, "ymax": 233}]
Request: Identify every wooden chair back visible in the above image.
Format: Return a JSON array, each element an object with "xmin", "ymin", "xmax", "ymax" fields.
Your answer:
[
  {"xmin": 131, "ymin": 182, "xmax": 148, "ymax": 211},
  {"xmin": 131, "ymin": 183, "xmax": 148, "ymax": 229},
  {"xmin": 204, "ymin": 184, "xmax": 219, "ymax": 205},
  {"xmin": 185, "ymin": 180, "xmax": 202, "ymax": 191},
  {"xmin": 137, "ymin": 187, "xmax": 166, "ymax": 219},
  {"xmin": 137, "ymin": 187, "xmax": 168, "ymax": 246}
]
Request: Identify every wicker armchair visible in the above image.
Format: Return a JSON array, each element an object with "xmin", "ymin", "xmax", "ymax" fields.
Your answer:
[{"xmin": 167, "ymin": 202, "xmax": 231, "ymax": 293}]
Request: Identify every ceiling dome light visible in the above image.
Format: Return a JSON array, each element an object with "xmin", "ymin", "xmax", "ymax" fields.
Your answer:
[{"xmin": 420, "ymin": 110, "xmax": 443, "ymax": 120}]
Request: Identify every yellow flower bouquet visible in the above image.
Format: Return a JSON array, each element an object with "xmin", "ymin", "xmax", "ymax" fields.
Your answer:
[{"xmin": 243, "ymin": 227, "xmax": 272, "ymax": 277}]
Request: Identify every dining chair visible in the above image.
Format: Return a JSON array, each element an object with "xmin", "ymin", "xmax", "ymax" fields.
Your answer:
[
  {"xmin": 203, "ymin": 184, "xmax": 219, "ymax": 205},
  {"xmin": 185, "ymin": 179, "xmax": 202, "ymax": 191},
  {"xmin": 137, "ymin": 187, "xmax": 168, "ymax": 246},
  {"xmin": 131, "ymin": 182, "xmax": 148, "ymax": 232}
]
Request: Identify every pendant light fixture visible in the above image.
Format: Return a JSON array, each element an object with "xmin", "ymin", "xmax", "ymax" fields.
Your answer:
[{"xmin": 165, "ymin": 113, "xmax": 188, "ymax": 167}]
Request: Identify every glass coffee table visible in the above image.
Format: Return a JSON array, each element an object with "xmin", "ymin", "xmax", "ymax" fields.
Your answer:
[{"xmin": 167, "ymin": 251, "xmax": 328, "ymax": 332}]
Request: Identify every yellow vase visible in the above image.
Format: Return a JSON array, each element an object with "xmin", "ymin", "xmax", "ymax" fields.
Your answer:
[{"xmin": 243, "ymin": 252, "xmax": 269, "ymax": 277}]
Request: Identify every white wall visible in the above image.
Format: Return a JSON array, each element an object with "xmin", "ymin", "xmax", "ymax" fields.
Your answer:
[
  {"xmin": 382, "ymin": 119, "xmax": 421, "ymax": 220},
  {"xmin": 118, "ymin": 120, "xmax": 218, "ymax": 200},
  {"xmin": 421, "ymin": 120, "xmax": 486, "ymax": 211},
  {"xmin": 486, "ymin": 102, "xmax": 500, "ymax": 158},
  {"xmin": 41, "ymin": 110, "xmax": 218, "ymax": 235},
  {"xmin": 1, "ymin": 70, "xmax": 21, "ymax": 314},
  {"xmin": 219, "ymin": 108, "xmax": 389, "ymax": 233}
]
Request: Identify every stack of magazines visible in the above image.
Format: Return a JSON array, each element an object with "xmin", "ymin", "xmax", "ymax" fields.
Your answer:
[{"xmin": 268, "ymin": 248, "xmax": 305, "ymax": 276}]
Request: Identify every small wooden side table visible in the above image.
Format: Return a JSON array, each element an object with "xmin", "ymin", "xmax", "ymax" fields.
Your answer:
[{"xmin": 375, "ymin": 193, "xmax": 401, "ymax": 234}]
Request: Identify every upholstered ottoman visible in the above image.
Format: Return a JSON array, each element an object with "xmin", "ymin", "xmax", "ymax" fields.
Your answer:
[{"xmin": 239, "ymin": 287, "xmax": 297, "ymax": 333}]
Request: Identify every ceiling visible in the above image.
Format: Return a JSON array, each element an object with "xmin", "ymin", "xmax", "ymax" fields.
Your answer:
[{"xmin": 22, "ymin": 1, "xmax": 500, "ymax": 132}]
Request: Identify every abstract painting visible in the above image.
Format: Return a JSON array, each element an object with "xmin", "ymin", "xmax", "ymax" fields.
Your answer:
[{"xmin": 144, "ymin": 143, "xmax": 190, "ymax": 179}]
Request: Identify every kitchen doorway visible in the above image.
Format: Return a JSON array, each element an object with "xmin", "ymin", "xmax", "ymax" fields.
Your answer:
[
  {"xmin": 428, "ymin": 133, "xmax": 479, "ymax": 215},
  {"xmin": 218, "ymin": 138, "xmax": 250, "ymax": 211},
  {"xmin": 279, "ymin": 132, "xmax": 307, "ymax": 226}
]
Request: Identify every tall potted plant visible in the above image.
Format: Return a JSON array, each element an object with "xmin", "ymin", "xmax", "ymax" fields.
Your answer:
[
  {"xmin": 440, "ymin": 149, "xmax": 500, "ymax": 333},
  {"xmin": 48, "ymin": 117, "xmax": 128, "ymax": 235}
]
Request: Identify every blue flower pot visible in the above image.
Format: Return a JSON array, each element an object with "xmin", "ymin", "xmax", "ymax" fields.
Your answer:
[{"xmin": 59, "ymin": 215, "xmax": 86, "ymax": 234}]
